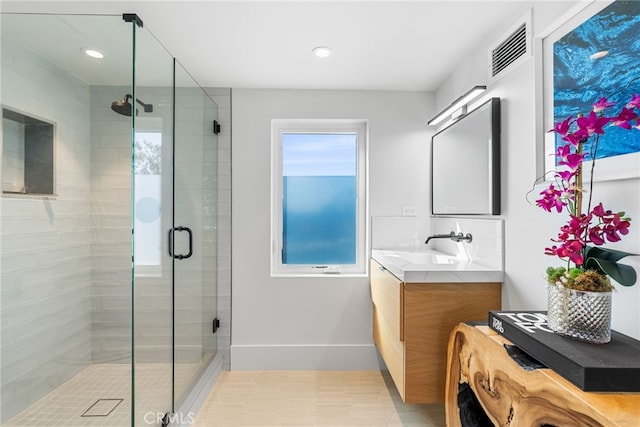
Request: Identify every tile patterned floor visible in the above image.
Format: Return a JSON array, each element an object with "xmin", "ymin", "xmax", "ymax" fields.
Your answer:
[
  {"xmin": 192, "ymin": 371, "xmax": 446, "ymax": 427},
  {"xmin": 4, "ymin": 362, "xmax": 203, "ymax": 427}
]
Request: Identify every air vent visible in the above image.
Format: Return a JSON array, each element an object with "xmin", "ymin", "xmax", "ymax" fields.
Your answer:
[{"xmin": 488, "ymin": 11, "xmax": 531, "ymax": 82}]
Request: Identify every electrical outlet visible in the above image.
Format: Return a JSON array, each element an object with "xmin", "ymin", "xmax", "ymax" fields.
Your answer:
[{"xmin": 401, "ymin": 205, "xmax": 417, "ymax": 216}]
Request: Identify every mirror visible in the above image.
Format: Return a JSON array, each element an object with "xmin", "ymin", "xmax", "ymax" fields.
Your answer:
[{"xmin": 431, "ymin": 97, "xmax": 501, "ymax": 215}]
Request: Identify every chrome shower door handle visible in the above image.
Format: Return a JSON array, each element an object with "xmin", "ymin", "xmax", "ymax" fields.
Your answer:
[{"xmin": 168, "ymin": 226, "xmax": 193, "ymax": 260}]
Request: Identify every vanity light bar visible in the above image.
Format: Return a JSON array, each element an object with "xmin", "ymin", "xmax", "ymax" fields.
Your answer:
[{"xmin": 427, "ymin": 85, "xmax": 487, "ymax": 126}]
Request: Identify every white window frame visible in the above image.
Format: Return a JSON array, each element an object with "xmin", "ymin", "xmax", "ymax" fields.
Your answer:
[{"xmin": 271, "ymin": 119, "xmax": 368, "ymax": 277}]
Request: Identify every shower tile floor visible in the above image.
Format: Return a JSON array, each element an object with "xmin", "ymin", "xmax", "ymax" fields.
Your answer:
[{"xmin": 5, "ymin": 362, "xmax": 203, "ymax": 427}]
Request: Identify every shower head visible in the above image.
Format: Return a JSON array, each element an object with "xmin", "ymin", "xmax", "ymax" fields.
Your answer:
[
  {"xmin": 111, "ymin": 96, "xmax": 133, "ymax": 116},
  {"xmin": 111, "ymin": 94, "xmax": 153, "ymax": 116}
]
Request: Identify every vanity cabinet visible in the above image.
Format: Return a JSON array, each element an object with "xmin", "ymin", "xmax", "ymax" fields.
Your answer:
[{"xmin": 370, "ymin": 259, "xmax": 501, "ymax": 403}]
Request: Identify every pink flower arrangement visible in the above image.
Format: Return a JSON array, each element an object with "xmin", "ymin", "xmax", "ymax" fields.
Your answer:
[{"xmin": 536, "ymin": 95, "xmax": 638, "ymax": 287}]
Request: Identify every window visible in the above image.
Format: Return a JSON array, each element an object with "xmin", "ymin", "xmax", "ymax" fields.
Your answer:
[
  {"xmin": 134, "ymin": 131, "xmax": 162, "ymax": 276},
  {"xmin": 271, "ymin": 120, "xmax": 368, "ymax": 276}
]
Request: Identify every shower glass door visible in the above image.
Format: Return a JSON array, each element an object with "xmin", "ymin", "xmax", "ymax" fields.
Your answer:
[
  {"xmin": 172, "ymin": 60, "xmax": 218, "ymax": 414},
  {"xmin": 133, "ymin": 21, "xmax": 218, "ymax": 424}
]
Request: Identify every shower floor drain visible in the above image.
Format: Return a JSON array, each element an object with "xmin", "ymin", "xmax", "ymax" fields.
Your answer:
[{"xmin": 81, "ymin": 398, "xmax": 123, "ymax": 417}]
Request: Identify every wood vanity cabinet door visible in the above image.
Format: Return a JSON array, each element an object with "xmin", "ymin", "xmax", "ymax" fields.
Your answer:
[
  {"xmin": 370, "ymin": 259, "xmax": 405, "ymax": 400},
  {"xmin": 403, "ymin": 283, "xmax": 501, "ymax": 403}
]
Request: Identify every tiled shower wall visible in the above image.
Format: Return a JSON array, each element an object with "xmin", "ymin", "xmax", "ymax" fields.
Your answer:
[
  {"xmin": 205, "ymin": 88, "xmax": 232, "ymax": 370},
  {"xmin": 90, "ymin": 85, "xmax": 217, "ymax": 364},
  {"xmin": 1, "ymin": 37, "xmax": 93, "ymax": 422},
  {"xmin": 89, "ymin": 86, "xmax": 136, "ymax": 364},
  {"xmin": 1, "ymin": 37, "xmax": 226, "ymax": 422}
]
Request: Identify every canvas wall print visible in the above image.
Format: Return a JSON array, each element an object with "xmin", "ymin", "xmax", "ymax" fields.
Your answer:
[{"xmin": 552, "ymin": 0, "xmax": 640, "ymax": 165}]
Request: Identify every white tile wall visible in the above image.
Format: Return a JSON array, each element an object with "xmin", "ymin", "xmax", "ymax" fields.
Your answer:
[
  {"xmin": 1, "ymin": 36, "xmax": 92, "ymax": 422},
  {"xmin": 89, "ymin": 86, "xmax": 135, "ymax": 365},
  {"xmin": 371, "ymin": 216, "xmax": 432, "ymax": 250},
  {"xmin": 370, "ymin": 215, "xmax": 504, "ymax": 270},
  {"xmin": 430, "ymin": 216, "xmax": 504, "ymax": 270},
  {"xmin": 205, "ymin": 87, "xmax": 232, "ymax": 370}
]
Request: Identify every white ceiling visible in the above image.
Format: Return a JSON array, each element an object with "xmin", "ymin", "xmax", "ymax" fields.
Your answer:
[{"xmin": 1, "ymin": 1, "xmax": 581, "ymax": 91}]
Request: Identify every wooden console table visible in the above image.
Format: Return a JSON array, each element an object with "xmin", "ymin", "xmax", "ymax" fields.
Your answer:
[{"xmin": 445, "ymin": 323, "xmax": 640, "ymax": 426}]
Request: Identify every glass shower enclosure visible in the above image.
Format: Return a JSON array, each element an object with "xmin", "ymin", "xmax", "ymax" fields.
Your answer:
[{"xmin": 1, "ymin": 12, "xmax": 219, "ymax": 426}]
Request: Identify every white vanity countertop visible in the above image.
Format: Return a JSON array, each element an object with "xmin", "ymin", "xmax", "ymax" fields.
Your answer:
[{"xmin": 371, "ymin": 249, "xmax": 504, "ymax": 283}]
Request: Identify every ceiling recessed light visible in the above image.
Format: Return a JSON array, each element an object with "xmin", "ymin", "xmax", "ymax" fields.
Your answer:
[
  {"xmin": 312, "ymin": 46, "xmax": 332, "ymax": 58},
  {"xmin": 82, "ymin": 48, "xmax": 104, "ymax": 59}
]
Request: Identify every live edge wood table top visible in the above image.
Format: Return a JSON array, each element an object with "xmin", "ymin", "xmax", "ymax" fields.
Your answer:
[{"xmin": 445, "ymin": 323, "xmax": 640, "ymax": 427}]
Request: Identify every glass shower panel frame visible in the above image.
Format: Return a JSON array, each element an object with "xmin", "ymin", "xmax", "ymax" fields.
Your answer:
[
  {"xmin": 1, "ymin": 12, "xmax": 219, "ymax": 427},
  {"xmin": 131, "ymin": 16, "xmax": 176, "ymax": 426}
]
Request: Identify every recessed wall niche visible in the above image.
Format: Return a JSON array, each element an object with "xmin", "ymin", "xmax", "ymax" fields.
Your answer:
[{"xmin": 2, "ymin": 108, "xmax": 55, "ymax": 195}]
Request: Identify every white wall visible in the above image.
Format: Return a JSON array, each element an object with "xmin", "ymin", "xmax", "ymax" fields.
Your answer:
[
  {"xmin": 435, "ymin": 3, "xmax": 640, "ymax": 339},
  {"xmin": 231, "ymin": 4, "xmax": 640, "ymax": 374},
  {"xmin": 231, "ymin": 89, "xmax": 433, "ymax": 369}
]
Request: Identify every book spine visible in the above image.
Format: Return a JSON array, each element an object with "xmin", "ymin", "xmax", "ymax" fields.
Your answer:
[
  {"xmin": 488, "ymin": 311, "xmax": 524, "ymax": 341},
  {"xmin": 488, "ymin": 311, "xmax": 505, "ymax": 335}
]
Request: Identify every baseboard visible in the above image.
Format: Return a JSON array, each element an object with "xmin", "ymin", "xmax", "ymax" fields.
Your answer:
[{"xmin": 230, "ymin": 344, "xmax": 383, "ymax": 370}]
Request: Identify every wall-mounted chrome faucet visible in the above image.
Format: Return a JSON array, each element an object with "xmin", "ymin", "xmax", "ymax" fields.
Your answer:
[{"xmin": 425, "ymin": 231, "xmax": 473, "ymax": 244}]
